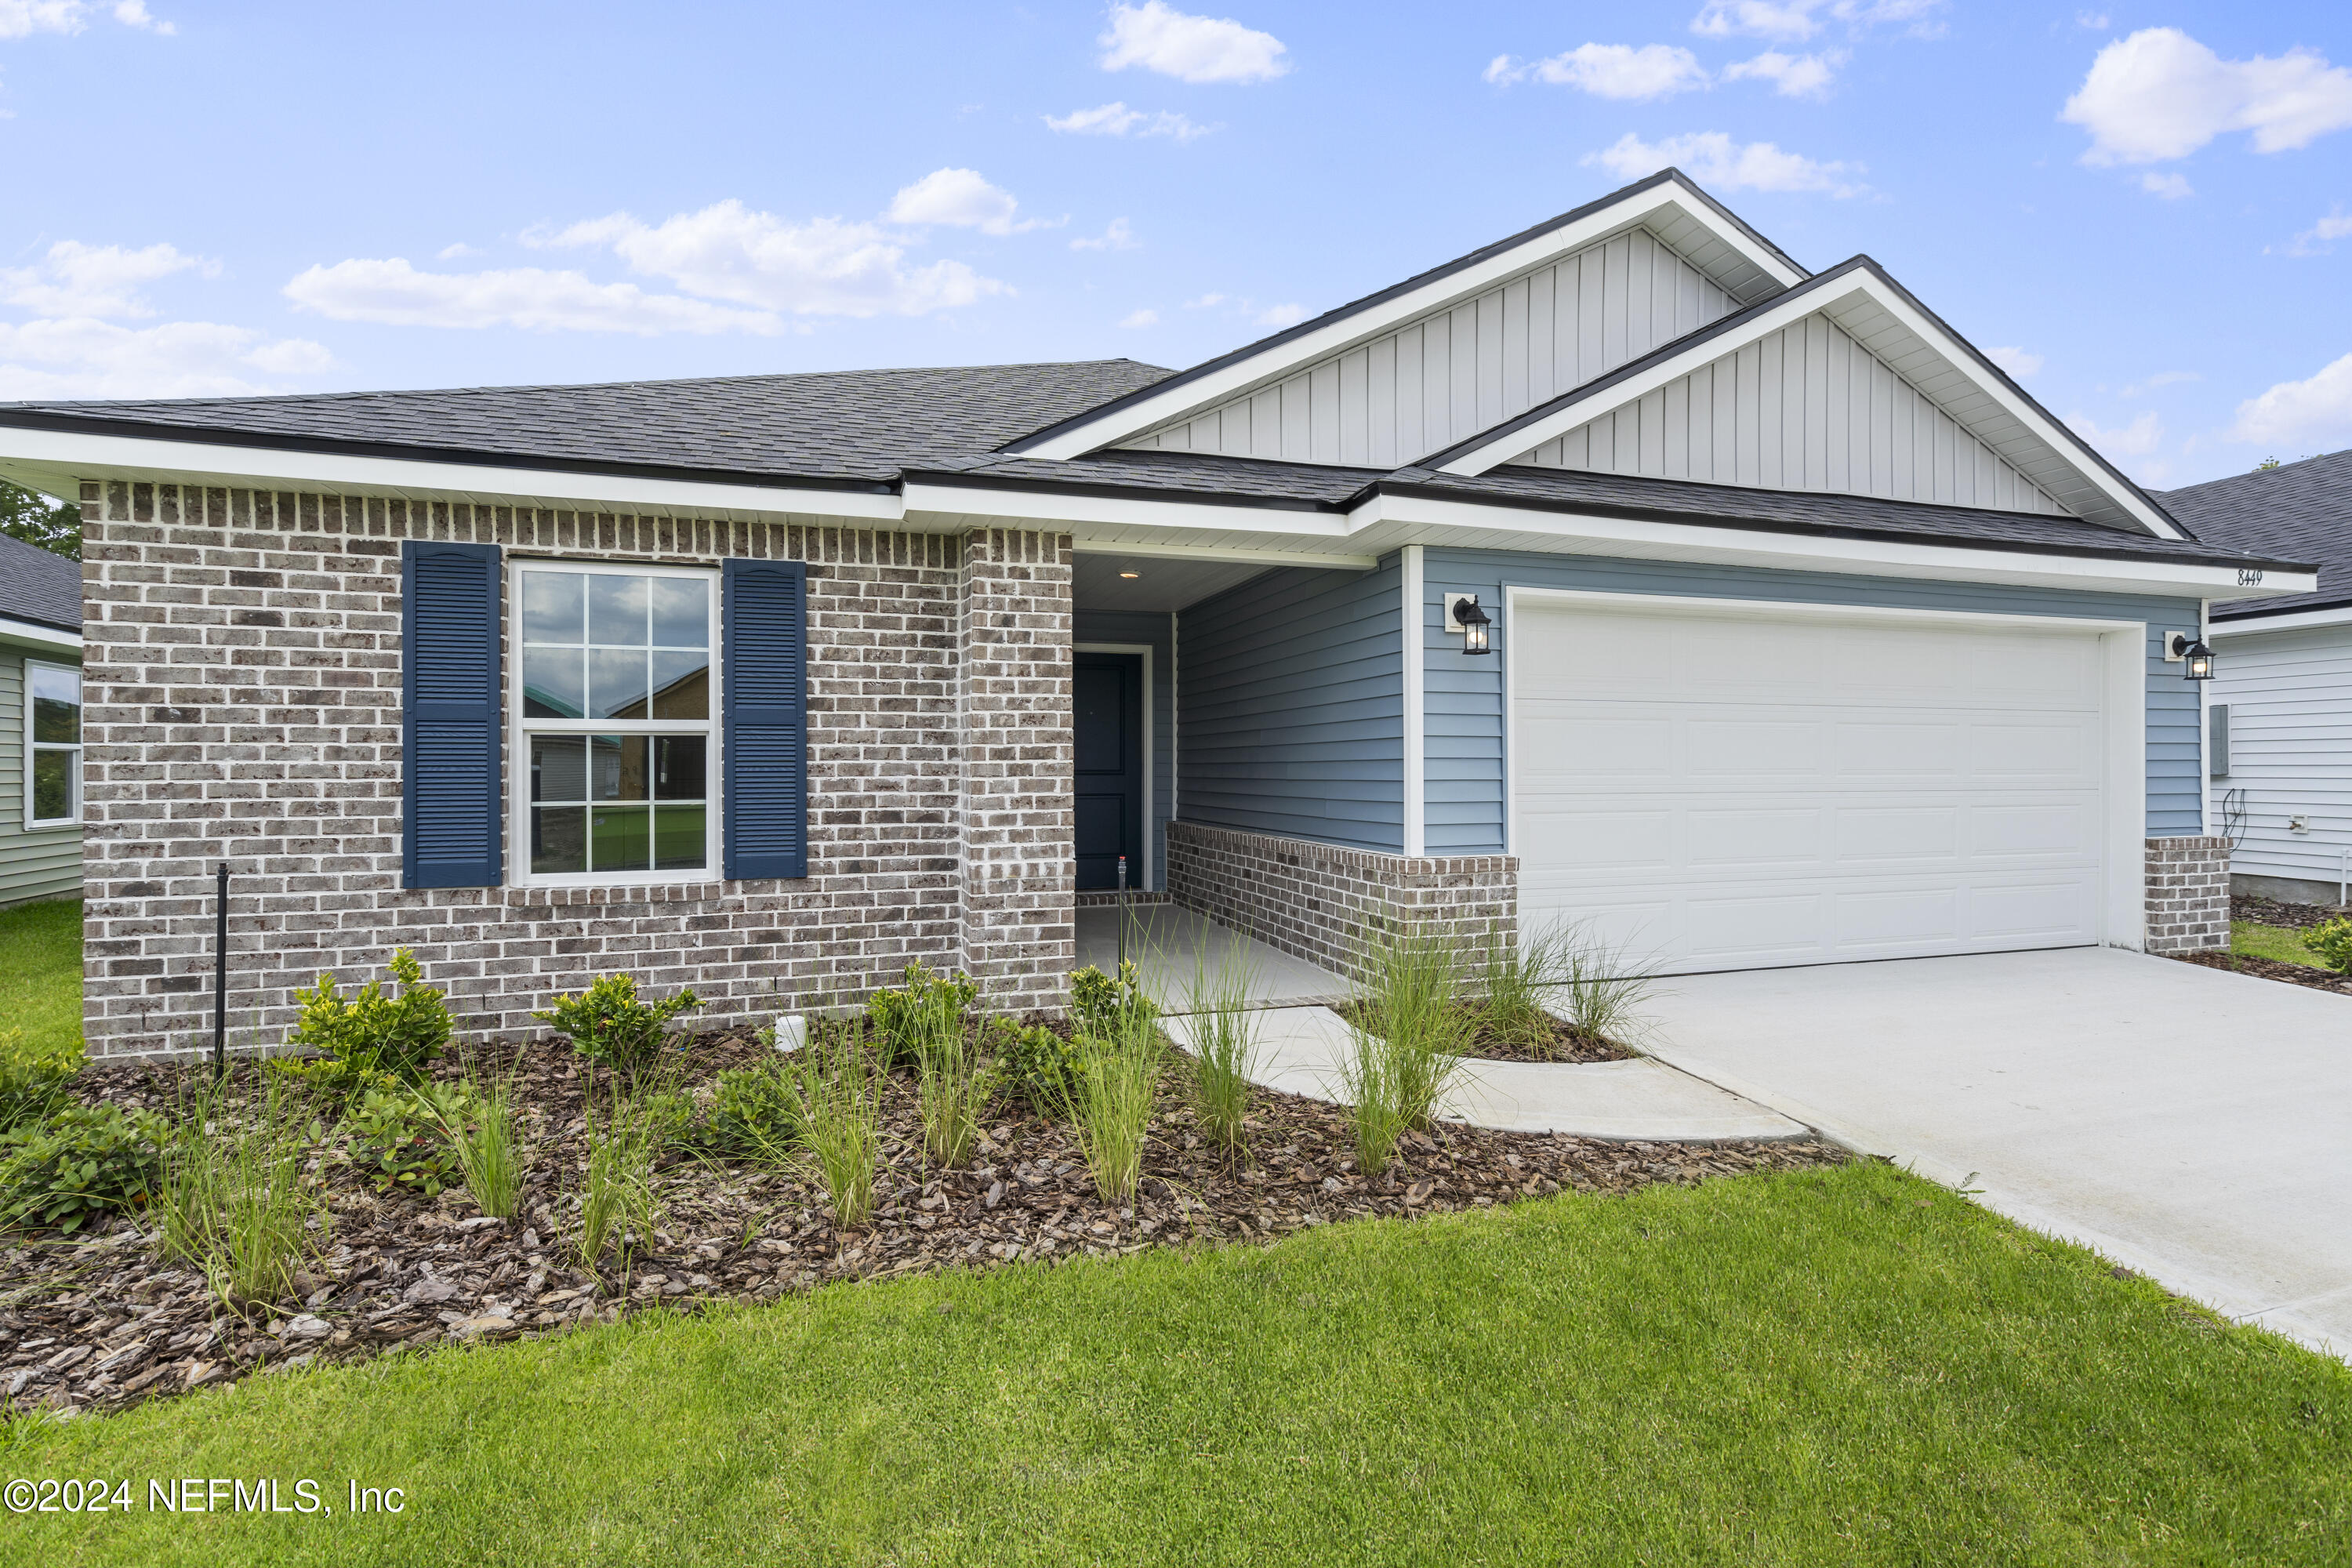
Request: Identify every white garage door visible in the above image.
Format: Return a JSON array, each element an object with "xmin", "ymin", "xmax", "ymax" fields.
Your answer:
[{"xmin": 1512, "ymin": 597, "xmax": 2109, "ymax": 974}]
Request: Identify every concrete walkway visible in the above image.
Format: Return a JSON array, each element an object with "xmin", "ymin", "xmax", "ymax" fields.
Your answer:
[
  {"xmin": 1638, "ymin": 947, "xmax": 2352, "ymax": 1358},
  {"xmin": 1160, "ymin": 1006, "xmax": 1809, "ymax": 1142},
  {"xmin": 1075, "ymin": 904, "xmax": 1348, "ymax": 1009}
]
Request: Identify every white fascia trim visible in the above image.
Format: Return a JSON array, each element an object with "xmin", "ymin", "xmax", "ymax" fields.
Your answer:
[
  {"xmin": 1009, "ymin": 188, "xmax": 1806, "ymax": 462},
  {"xmin": 1070, "ymin": 536, "xmax": 1378, "ymax": 571},
  {"xmin": 1348, "ymin": 488, "xmax": 2319, "ymax": 599},
  {"xmin": 0, "ymin": 425, "xmax": 906, "ymax": 521},
  {"xmin": 1435, "ymin": 270, "xmax": 2186, "ymax": 541},
  {"xmin": 908, "ymin": 478, "xmax": 1359, "ymax": 543},
  {"xmin": 2209, "ymin": 604, "xmax": 2352, "ymax": 637},
  {"xmin": 0, "ymin": 615, "xmax": 82, "ymax": 655}
]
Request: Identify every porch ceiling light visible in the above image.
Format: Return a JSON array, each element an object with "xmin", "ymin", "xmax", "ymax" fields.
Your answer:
[
  {"xmin": 2168, "ymin": 631, "xmax": 2216, "ymax": 681},
  {"xmin": 1451, "ymin": 593, "xmax": 1493, "ymax": 655}
]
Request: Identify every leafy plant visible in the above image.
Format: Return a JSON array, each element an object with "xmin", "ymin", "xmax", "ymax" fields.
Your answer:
[
  {"xmin": 698, "ymin": 1064, "xmax": 800, "ymax": 1164},
  {"xmin": 1050, "ymin": 1004, "xmax": 1163, "ymax": 1205},
  {"xmin": 1340, "ymin": 917, "xmax": 1472, "ymax": 1175},
  {"xmin": 984, "ymin": 1016, "xmax": 1080, "ymax": 1104},
  {"xmin": 1073, "ymin": 960, "xmax": 1156, "ymax": 1041},
  {"xmin": 416, "ymin": 1073, "xmax": 526, "ymax": 1219},
  {"xmin": 0, "ymin": 1026, "xmax": 83, "ymax": 1131},
  {"xmin": 1180, "ymin": 952, "xmax": 1261, "ymax": 1154},
  {"xmin": 534, "ymin": 974, "xmax": 702, "ymax": 1080},
  {"xmin": 786, "ymin": 1018, "xmax": 880, "ymax": 1228},
  {"xmin": 0, "ymin": 1103, "xmax": 166, "ymax": 1234},
  {"xmin": 865, "ymin": 963, "xmax": 978, "ymax": 1071},
  {"xmin": 153, "ymin": 1080, "xmax": 327, "ymax": 1308},
  {"xmin": 343, "ymin": 1086, "xmax": 465, "ymax": 1199},
  {"xmin": 2302, "ymin": 916, "xmax": 2352, "ymax": 975},
  {"xmin": 287, "ymin": 949, "xmax": 452, "ymax": 1085},
  {"xmin": 579, "ymin": 1086, "xmax": 664, "ymax": 1279},
  {"xmin": 261, "ymin": 1053, "xmax": 398, "ymax": 1103}
]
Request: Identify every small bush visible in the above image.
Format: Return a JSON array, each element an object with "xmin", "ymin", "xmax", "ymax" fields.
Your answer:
[
  {"xmin": 0, "ymin": 1027, "xmax": 83, "ymax": 1131},
  {"xmin": 0, "ymin": 1104, "xmax": 167, "ymax": 1234},
  {"xmin": 788, "ymin": 1018, "xmax": 880, "ymax": 1228},
  {"xmin": 534, "ymin": 974, "xmax": 701, "ymax": 1080},
  {"xmin": 1073, "ymin": 961, "xmax": 1156, "ymax": 1041},
  {"xmin": 698, "ymin": 1065, "xmax": 800, "ymax": 1163},
  {"xmin": 985, "ymin": 1016, "xmax": 1080, "ymax": 1103},
  {"xmin": 866, "ymin": 963, "xmax": 978, "ymax": 1070},
  {"xmin": 288, "ymin": 949, "xmax": 452, "ymax": 1084},
  {"xmin": 261, "ymin": 1054, "xmax": 397, "ymax": 1103},
  {"xmin": 343, "ymin": 1087, "xmax": 466, "ymax": 1199},
  {"xmin": 2303, "ymin": 917, "xmax": 2352, "ymax": 975}
]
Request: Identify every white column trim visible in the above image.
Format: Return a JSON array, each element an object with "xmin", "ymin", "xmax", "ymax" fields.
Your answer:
[{"xmin": 1402, "ymin": 545, "xmax": 1425, "ymax": 857}]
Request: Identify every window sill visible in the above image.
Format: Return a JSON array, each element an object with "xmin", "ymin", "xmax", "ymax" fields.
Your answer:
[{"xmin": 503, "ymin": 880, "xmax": 724, "ymax": 907}]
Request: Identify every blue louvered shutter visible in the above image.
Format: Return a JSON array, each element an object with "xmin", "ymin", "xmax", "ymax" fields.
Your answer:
[
  {"xmin": 401, "ymin": 540, "xmax": 503, "ymax": 887},
  {"xmin": 723, "ymin": 558, "xmax": 808, "ymax": 880}
]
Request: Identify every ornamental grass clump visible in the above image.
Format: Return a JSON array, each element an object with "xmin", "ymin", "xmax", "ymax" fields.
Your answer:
[
  {"xmin": 154, "ymin": 1080, "xmax": 328, "ymax": 1308},
  {"xmin": 579, "ymin": 1085, "xmax": 664, "ymax": 1279},
  {"xmin": 1555, "ymin": 926, "xmax": 1661, "ymax": 1047},
  {"xmin": 417, "ymin": 1073, "xmax": 526, "ymax": 1220},
  {"xmin": 909, "ymin": 989, "xmax": 990, "ymax": 1170},
  {"xmin": 1052, "ymin": 964, "xmax": 1163, "ymax": 1204},
  {"xmin": 865, "ymin": 963, "xmax": 978, "ymax": 1073},
  {"xmin": 1180, "ymin": 951, "xmax": 1261, "ymax": 1154},
  {"xmin": 535, "ymin": 973, "xmax": 702, "ymax": 1083},
  {"xmin": 1472, "ymin": 920, "xmax": 1574, "ymax": 1058},
  {"xmin": 787, "ymin": 1018, "xmax": 881, "ymax": 1228},
  {"xmin": 1340, "ymin": 918, "xmax": 1471, "ymax": 1176}
]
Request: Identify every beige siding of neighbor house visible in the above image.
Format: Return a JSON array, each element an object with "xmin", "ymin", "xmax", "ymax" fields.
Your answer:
[
  {"xmin": 0, "ymin": 650, "xmax": 83, "ymax": 907},
  {"xmin": 1122, "ymin": 226, "xmax": 1741, "ymax": 469},
  {"xmin": 1512, "ymin": 309, "xmax": 2067, "ymax": 515}
]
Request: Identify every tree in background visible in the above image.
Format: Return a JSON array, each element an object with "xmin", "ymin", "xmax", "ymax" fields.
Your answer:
[{"xmin": 0, "ymin": 480, "xmax": 82, "ymax": 561}]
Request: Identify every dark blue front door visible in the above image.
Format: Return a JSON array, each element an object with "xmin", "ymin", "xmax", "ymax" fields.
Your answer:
[{"xmin": 1073, "ymin": 652, "xmax": 1142, "ymax": 891}]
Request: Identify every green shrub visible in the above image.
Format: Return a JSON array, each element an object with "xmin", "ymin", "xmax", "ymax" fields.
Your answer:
[
  {"xmin": 699, "ymin": 1065, "xmax": 800, "ymax": 1163},
  {"xmin": 2302, "ymin": 917, "xmax": 2352, "ymax": 975},
  {"xmin": 534, "ymin": 974, "xmax": 701, "ymax": 1080},
  {"xmin": 416, "ymin": 1073, "xmax": 527, "ymax": 1220},
  {"xmin": 0, "ymin": 1103, "xmax": 167, "ymax": 1234},
  {"xmin": 1073, "ymin": 960, "xmax": 1156, "ymax": 1040},
  {"xmin": 261, "ymin": 1053, "xmax": 397, "ymax": 1103},
  {"xmin": 0, "ymin": 1027, "xmax": 83, "ymax": 1130},
  {"xmin": 288, "ymin": 949, "xmax": 452, "ymax": 1084},
  {"xmin": 985, "ymin": 1016, "xmax": 1080, "ymax": 1103},
  {"xmin": 865, "ymin": 963, "xmax": 978, "ymax": 1069},
  {"xmin": 343, "ymin": 1086, "xmax": 466, "ymax": 1199}
]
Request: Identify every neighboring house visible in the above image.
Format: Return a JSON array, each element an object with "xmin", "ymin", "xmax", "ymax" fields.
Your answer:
[
  {"xmin": 0, "ymin": 531, "xmax": 84, "ymax": 908},
  {"xmin": 2158, "ymin": 451, "xmax": 2352, "ymax": 907},
  {"xmin": 0, "ymin": 170, "xmax": 2314, "ymax": 1060}
]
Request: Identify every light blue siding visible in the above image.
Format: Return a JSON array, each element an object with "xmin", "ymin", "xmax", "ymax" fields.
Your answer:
[
  {"xmin": 1174, "ymin": 558, "xmax": 1402, "ymax": 853},
  {"xmin": 1073, "ymin": 609, "xmax": 1177, "ymax": 890},
  {"xmin": 1421, "ymin": 547, "xmax": 2206, "ymax": 853}
]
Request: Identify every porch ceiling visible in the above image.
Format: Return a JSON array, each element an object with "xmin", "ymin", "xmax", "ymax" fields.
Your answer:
[{"xmin": 1072, "ymin": 550, "xmax": 1273, "ymax": 612}]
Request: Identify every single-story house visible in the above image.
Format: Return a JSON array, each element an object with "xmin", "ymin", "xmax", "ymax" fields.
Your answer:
[
  {"xmin": 0, "ymin": 169, "xmax": 2317, "ymax": 1061},
  {"xmin": 2157, "ymin": 450, "xmax": 2351, "ymax": 907},
  {"xmin": 0, "ymin": 531, "xmax": 83, "ymax": 909}
]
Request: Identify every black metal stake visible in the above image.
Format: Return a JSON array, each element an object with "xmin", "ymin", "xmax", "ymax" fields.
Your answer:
[
  {"xmin": 1116, "ymin": 855, "xmax": 1128, "ymax": 971},
  {"xmin": 212, "ymin": 862, "xmax": 229, "ymax": 1082}
]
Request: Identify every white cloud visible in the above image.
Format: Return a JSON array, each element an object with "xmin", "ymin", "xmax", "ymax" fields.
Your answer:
[
  {"xmin": 2061, "ymin": 28, "xmax": 2352, "ymax": 166},
  {"xmin": 884, "ymin": 168, "xmax": 1050, "ymax": 236},
  {"xmin": 2120, "ymin": 369, "xmax": 2198, "ymax": 396},
  {"xmin": 1119, "ymin": 308, "xmax": 1159, "ymax": 328},
  {"xmin": 2229, "ymin": 352, "xmax": 2352, "ymax": 448},
  {"xmin": 2138, "ymin": 170, "xmax": 2193, "ymax": 199},
  {"xmin": 1690, "ymin": 0, "xmax": 1937, "ymax": 43},
  {"xmin": 0, "ymin": 318, "xmax": 325, "ymax": 400},
  {"xmin": 1254, "ymin": 302, "xmax": 1305, "ymax": 327},
  {"xmin": 1184, "ymin": 292, "xmax": 1225, "ymax": 308},
  {"xmin": 0, "ymin": 240, "xmax": 212, "ymax": 319},
  {"xmin": 1098, "ymin": 1, "xmax": 1288, "ymax": 85},
  {"xmin": 2064, "ymin": 408, "xmax": 2164, "ymax": 456},
  {"xmin": 1584, "ymin": 130, "xmax": 1867, "ymax": 196},
  {"xmin": 2283, "ymin": 206, "xmax": 2352, "ymax": 256},
  {"xmin": 1071, "ymin": 218, "xmax": 1139, "ymax": 252},
  {"xmin": 2076, "ymin": 10, "xmax": 2110, "ymax": 28},
  {"xmin": 541, "ymin": 198, "xmax": 1008, "ymax": 318},
  {"xmin": 1044, "ymin": 100, "xmax": 1216, "ymax": 140},
  {"xmin": 285, "ymin": 258, "xmax": 788, "ymax": 336},
  {"xmin": 0, "ymin": 0, "xmax": 169, "ymax": 36},
  {"xmin": 436, "ymin": 241, "xmax": 481, "ymax": 260},
  {"xmin": 1487, "ymin": 43, "xmax": 1708, "ymax": 100},
  {"xmin": 1722, "ymin": 49, "xmax": 1844, "ymax": 97},
  {"xmin": 1986, "ymin": 346, "xmax": 2042, "ymax": 379}
]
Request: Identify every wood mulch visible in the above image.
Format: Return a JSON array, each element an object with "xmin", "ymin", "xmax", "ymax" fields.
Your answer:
[
  {"xmin": 2, "ymin": 1033, "xmax": 1841, "ymax": 1421},
  {"xmin": 2173, "ymin": 949, "xmax": 2352, "ymax": 996},
  {"xmin": 1333, "ymin": 1003, "xmax": 1635, "ymax": 1065},
  {"xmin": 2231, "ymin": 894, "xmax": 2347, "ymax": 931}
]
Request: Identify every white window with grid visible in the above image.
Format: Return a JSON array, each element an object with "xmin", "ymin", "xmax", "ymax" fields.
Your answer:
[{"xmin": 25, "ymin": 659, "xmax": 80, "ymax": 829}]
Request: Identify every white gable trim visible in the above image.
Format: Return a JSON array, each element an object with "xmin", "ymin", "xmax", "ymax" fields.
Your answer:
[
  {"xmin": 1433, "ymin": 266, "xmax": 2185, "ymax": 541},
  {"xmin": 1006, "ymin": 180, "xmax": 1807, "ymax": 463}
]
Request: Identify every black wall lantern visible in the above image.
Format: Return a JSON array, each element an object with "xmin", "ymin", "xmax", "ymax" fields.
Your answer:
[
  {"xmin": 2167, "ymin": 630, "xmax": 2216, "ymax": 681},
  {"xmin": 1446, "ymin": 593, "xmax": 1493, "ymax": 655}
]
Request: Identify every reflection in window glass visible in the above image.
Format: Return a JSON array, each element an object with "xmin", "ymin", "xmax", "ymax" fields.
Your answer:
[
  {"xmin": 521, "ymin": 572, "xmax": 585, "ymax": 645},
  {"xmin": 650, "ymin": 650, "xmax": 710, "ymax": 720},
  {"xmin": 589, "ymin": 575, "xmax": 649, "ymax": 646}
]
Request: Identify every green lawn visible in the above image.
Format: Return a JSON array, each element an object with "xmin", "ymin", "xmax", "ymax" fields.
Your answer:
[
  {"xmin": 0, "ymin": 896, "xmax": 79, "ymax": 1051},
  {"xmin": 9, "ymin": 1162, "xmax": 2347, "ymax": 1565},
  {"xmin": 2234, "ymin": 920, "xmax": 2330, "ymax": 971}
]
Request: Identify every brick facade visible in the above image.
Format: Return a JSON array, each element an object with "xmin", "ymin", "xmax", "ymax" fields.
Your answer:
[
  {"xmin": 2143, "ymin": 834, "xmax": 2230, "ymax": 954},
  {"xmin": 1164, "ymin": 820, "xmax": 1517, "ymax": 982},
  {"xmin": 75, "ymin": 481, "xmax": 1076, "ymax": 1060}
]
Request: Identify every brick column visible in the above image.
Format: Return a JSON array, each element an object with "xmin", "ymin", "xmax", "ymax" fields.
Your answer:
[
  {"xmin": 954, "ymin": 529, "xmax": 1075, "ymax": 1011},
  {"xmin": 2144, "ymin": 835, "xmax": 2230, "ymax": 954}
]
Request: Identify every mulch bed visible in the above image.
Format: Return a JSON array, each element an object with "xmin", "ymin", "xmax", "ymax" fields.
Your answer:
[
  {"xmin": 2, "ymin": 1033, "xmax": 1839, "ymax": 1422},
  {"xmin": 2173, "ymin": 949, "xmax": 2352, "ymax": 996},
  {"xmin": 1333, "ymin": 1004, "xmax": 1636, "ymax": 1065},
  {"xmin": 2231, "ymin": 895, "xmax": 2347, "ymax": 931}
]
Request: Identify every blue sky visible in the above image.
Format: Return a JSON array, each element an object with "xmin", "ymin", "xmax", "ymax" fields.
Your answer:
[{"xmin": 3, "ymin": 0, "xmax": 2350, "ymax": 488}]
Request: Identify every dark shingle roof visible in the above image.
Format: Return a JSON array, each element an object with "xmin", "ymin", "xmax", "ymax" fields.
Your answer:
[
  {"xmin": 2157, "ymin": 450, "xmax": 2352, "ymax": 619},
  {"xmin": 0, "ymin": 361, "xmax": 1174, "ymax": 489},
  {"xmin": 0, "ymin": 532, "xmax": 82, "ymax": 633}
]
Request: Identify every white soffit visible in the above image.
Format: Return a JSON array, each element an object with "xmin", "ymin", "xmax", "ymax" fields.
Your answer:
[
  {"xmin": 1436, "ymin": 266, "xmax": 2183, "ymax": 541},
  {"xmin": 1004, "ymin": 179, "xmax": 1806, "ymax": 462}
]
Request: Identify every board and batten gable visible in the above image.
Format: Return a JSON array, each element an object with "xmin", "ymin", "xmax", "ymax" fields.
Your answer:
[
  {"xmin": 1417, "ymin": 547, "xmax": 2205, "ymax": 855},
  {"xmin": 1072, "ymin": 608, "xmax": 1177, "ymax": 889},
  {"xmin": 1174, "ymin": 557, "xmax": 1403, "ymax": 853},
  {"xmin": 1122, "ymin": 227, "xmax": 1744, "ymax": 470},
  {"xmin": 1510, "ymin": 310, "xmax": 2068, "ymax": 516},
  {"xmin": 2207, "ymin": 622, "xmax": 2352, "ymax": 894},
  {"xmin": 0, "ymin": 651, "xmax": 82, "ymax": 907}
]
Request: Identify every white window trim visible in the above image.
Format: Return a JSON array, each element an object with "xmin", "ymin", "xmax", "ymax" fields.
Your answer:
[
  {"xmin": 507, "ymin": 558, "xmax": 724, "ymax": 889},
  {"xmin": 24, "ymin": 656, "xmax": 81, "ymax": 830},
  {"xmin": 1073, "ymin": 642, "xmax": 1156, "ymax": 891}
]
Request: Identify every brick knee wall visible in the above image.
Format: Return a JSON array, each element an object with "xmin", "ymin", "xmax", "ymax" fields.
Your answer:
[
  {"xmin": 2144, "ymin": 835, "xmax": 2230, "ymax": 954},
  {"xmin": 1164, "ymin": 820, "xmax": 1516, "ymax": 982}
]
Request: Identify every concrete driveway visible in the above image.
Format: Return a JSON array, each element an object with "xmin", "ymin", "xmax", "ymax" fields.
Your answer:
[{"xmin": 1638, "ymin": 947, "xmax": 2352, "ymax": 1359}]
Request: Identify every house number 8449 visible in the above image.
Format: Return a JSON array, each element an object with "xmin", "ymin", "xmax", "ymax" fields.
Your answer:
[{"xmin": 2238, "ymin": 568, "xmax": 2264, "ymax": 586}]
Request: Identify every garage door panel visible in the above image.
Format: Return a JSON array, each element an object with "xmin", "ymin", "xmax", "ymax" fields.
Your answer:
[{"xmin": 1514, "ymin": 599, "xmax": 2107, "ymax": 973}]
